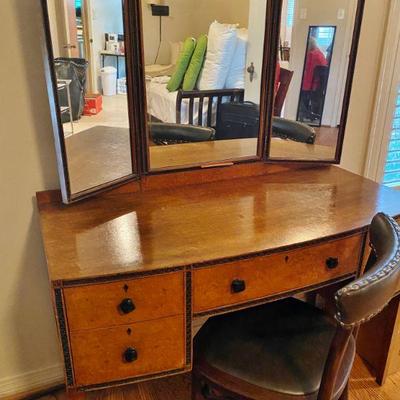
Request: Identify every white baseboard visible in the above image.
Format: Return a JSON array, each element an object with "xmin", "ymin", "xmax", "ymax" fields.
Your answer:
[{"xmin": 0, "ymin": 364, "xmax": 64, "ymax": 398}]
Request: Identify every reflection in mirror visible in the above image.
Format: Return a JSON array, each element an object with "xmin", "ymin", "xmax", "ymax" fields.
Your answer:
[
  {"xmin": 269, "ymin": 0, "xmax": 358, "ymax": 161},
  {"xmin": 297, "ymin": 26, "xmax": 336, "ymax": 127},
  {"xmin": 45, "ymin": 0, "xmax": 133, "ymax": 196},
  {"xmin": 142, "ymin": 0, "xmax": 267, "ymax": 170}
]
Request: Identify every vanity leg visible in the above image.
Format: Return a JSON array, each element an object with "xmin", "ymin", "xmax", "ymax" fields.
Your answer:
[{"xmin": 66, "ymin": 389, "xmax": 86, "ymax": 400}]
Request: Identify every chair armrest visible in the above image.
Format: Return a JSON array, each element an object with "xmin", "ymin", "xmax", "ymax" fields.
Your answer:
[
  {"xmin": 272, "ymin": 117, "xmax": 316, "ymax": 144},
  {"xmin": 150, "ymin": 122, "xmax": 215, "ymax": 145}
]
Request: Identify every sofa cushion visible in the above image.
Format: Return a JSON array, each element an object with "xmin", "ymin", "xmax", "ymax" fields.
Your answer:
[
  {"xmin": 167, "ymin": 37, "xmax": 196, "ymax": 92},
  {"xmin": 183, "ymin": 34, "xmax": 208, "ymax": 91}
]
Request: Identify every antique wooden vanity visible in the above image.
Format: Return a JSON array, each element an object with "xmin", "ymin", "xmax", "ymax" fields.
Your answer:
[{"xmin": 38, "ymin": 0, "xmax": 400, "ymax": 398}]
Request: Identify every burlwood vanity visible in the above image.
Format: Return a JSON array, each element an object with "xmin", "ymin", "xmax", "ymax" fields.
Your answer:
[{"xmin": 37, "ymin": 0, "xmax": 400, "ymax": 398}]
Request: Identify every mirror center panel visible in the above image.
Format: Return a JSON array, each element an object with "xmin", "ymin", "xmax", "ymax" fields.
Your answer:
[{"xmin": 141, "ymin": 0, "xmax": 268, "ymax": 171}]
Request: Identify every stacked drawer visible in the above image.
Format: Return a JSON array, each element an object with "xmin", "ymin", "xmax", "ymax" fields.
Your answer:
[{"xmin": 63, "ymin": 271, "xmax": 186, "ymax": 387}]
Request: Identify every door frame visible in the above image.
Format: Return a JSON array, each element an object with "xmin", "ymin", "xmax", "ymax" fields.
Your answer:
[
  {"xmin": 364, "ymin": 0, "xmax": 400, "ymax": 182},
  {"xmin": 81, "ymin": 0, "xmax": 96, "ymax": 93}
]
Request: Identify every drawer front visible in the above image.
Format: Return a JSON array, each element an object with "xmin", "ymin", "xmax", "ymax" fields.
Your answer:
[
  {"xmin": 193, "ymin": 234, "xmax": 363, "ymax": 313},
  {"xmin": 64, "ymin": 271, "xmax": 184, "ymax": 331},
  {"xmin": 70, "ymin": 315, "xmax": 185, "ymax": 386}
]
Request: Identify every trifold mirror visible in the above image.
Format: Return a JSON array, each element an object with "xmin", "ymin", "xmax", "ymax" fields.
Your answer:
[{"xmin": 41, "ymin": 0, "xmax": 364, "ymax": 203}]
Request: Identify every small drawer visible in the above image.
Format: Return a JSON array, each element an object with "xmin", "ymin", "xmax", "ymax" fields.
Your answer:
[
  {"xmin": 64, "ymin": 271, "xmax": 184, "ymax": 331},
  {"xmin": 193, "ymin": 234, "xmax": 363, "ymax": 313},
  {"xmin": 70, "ymin": 315, "xmax": 185, "ymax": 386}
]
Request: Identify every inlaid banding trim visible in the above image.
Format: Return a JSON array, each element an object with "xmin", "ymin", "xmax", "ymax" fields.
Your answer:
[
  {"xmin": 62, "ymin": 266, "xmax": 184, "ymax": 287},
  {"xmin": 54, "ymin": 288, "xmax": 74, "ymax": 386},
  {"xmin": 185, "ymin": 271, "xmax": 192, "ymax": 366}
]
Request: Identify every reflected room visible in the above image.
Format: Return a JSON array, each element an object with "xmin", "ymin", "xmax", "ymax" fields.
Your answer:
[
  {"xmin": 143, "ymin": 0, "xmax": 267, "ymax": 170},
  {"xmin": 269, "ymin": 0, "xmax": 358, "ymax": 161},
  {"xmin": 47, "ymin": 0, "xmax": 132, "ymax": 195}
]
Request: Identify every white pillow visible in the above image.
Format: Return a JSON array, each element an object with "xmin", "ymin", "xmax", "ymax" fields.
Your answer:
[
  {"xmin": 225, "ymin": 28, "xmax": 248, "ymax": 89},
  {"xmin": 198, "ymin": 21, "xmax": 238, "ymax": 90}
]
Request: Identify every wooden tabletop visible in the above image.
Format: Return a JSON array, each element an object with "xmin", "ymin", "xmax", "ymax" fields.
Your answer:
[{"xmin": 37, "ymin": 166, "xmax": 400, "ymax": 282}]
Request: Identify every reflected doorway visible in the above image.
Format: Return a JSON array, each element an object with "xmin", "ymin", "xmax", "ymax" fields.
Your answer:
[{"xmin": 296, "ymin": 26, "xmax": 336, "ymax": 127}]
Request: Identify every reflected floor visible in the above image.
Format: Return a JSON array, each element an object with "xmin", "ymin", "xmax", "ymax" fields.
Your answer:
[{"xmin": 63, "ymin": 94, "xmax": 129, "ymax": 137}]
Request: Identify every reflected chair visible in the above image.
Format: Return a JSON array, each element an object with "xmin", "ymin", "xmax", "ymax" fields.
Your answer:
[
  {"xmin": 274, "ymin": 67, "xmax": 294, "ymax": 117},
  {"xmin": 192, "ymin": 213, "xmax": 400, "ymax": 400},
  {"xmin": 150, "ymin": 122, "xmax": 215, "ymax": 145}
]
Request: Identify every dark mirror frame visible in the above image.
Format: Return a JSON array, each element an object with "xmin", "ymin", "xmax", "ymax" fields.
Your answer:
[
  {"xmin": 40, "ymin": 0, "xmax": 365, "ymax": 204},
  {"xmin": 40, "ymin": 0, "xmax": 142, "ymax": 203},
  {"xmin": 265, "ymin": 0, "xmax": 365, "ymax": 164}
]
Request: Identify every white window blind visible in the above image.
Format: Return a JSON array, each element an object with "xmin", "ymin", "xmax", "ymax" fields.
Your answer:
[
  {"xmin": 383, "ymin": 87, "xmax": 400, "ymax": 187},
  {"xmin": 287, "ymin": 0, "xmax": 295, "ymax": 27}
]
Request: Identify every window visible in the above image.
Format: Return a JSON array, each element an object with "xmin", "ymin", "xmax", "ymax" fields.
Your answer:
[
  {"xmin": 383, "ymin": 87, "xmax": 400, "ymax": 187},
  {"xmin": 286, "ymin": 0, "xmax": 295, "ymax": 28}
]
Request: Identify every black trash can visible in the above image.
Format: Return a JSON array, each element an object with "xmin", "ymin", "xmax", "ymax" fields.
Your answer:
[{"xmin": 54, "ymin": 58, "xmax": 88, "ymax": 122}]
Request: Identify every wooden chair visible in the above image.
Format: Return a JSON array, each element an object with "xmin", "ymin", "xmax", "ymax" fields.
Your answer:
[
  {"xmin": 192, "ymin": 213, "xmax": 400, "ymax": 400},
  {"xmin": 274, "ymin": 68, "xmax": 294, "ymax": 117}
]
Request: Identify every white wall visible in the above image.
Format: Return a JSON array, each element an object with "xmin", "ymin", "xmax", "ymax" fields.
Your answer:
[
  {"xmin": 141, "ymin": 0, "xmax": 249, "ymax": 65},
  {"xmin": 245, "ymin": 0, "xmax": 267, "ymax": 103},
  {"xmin": 0, "ymin": 1, "xmax": 64, "ymax": 397},
  {"xmin": 0, "ymin": 0, "xmax": 391, "ymax": 397}
]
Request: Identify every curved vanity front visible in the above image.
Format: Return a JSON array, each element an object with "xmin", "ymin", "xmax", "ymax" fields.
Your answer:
[{"xmin": 37, "ymin": 166, "xmax": 400, "ymax": 393}]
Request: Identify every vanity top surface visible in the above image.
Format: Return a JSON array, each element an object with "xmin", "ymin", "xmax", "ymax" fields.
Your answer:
[{"xmin": 37, "ymin": 166, "xmax": 400, "ymax": 282}]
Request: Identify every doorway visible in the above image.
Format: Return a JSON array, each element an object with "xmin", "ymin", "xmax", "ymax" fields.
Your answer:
[{"xmin": 62, "ymin": 0, "xmax": 96, "ymax": 93}]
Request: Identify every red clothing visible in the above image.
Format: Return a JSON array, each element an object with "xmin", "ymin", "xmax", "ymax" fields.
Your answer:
[
  {"xmin": 302, "ymin": 49, "xmax": 327, "ymax": 91},
  {"xmin": 275, "ymin": 62, "xmax": 281, "ymax": 95}
]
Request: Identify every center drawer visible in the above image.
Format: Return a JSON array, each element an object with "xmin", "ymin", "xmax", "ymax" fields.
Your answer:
[
  {"xmin": 193, "ymin": 234, "xmax": 363, "ymax": 313},
  {"xmin": 64, "ymin": 271, "xmax": 184, "ymax": 331},
  {"xmin": 70, "ymin": 315, "xmax": 185, "ymax": 387}
]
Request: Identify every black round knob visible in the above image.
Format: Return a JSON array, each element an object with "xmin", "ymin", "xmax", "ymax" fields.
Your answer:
[
  {"xmin": 231, "ymin": 279, "xmax": 246, "ymax": 293},
  {"xmin": 326, "ymin": 257, "xmax": 339, "ymax": 269},
  {"xmin": 119, "ymin": 298, "xmax": 136, "ymax": 314},
  {"xmin": 124, "ymin": 347, "xmax": 138, "ymax": 363}
]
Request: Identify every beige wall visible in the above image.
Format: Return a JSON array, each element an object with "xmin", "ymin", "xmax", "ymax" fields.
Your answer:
[
  {"xmin": 0, "ymin": 0, "xmax": 63, "ymax": 396},
  {"xmin": 142, "ymin": 0, "xmax": 249, "ymax": 65},
  {"xmin": 340, "ymin": 0, "xmax": 389, "ymax": 174},
  {"xmin": 0, "ymin": 0, "xmax": 390, "ymax": 396}
]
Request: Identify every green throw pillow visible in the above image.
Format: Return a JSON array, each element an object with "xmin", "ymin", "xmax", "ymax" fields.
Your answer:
[
  {"xmin": 167, "ymin": 37, "xmax": 196, "ymax": 92},
  {"xmin": 182, "ymin": 34, "xmax": 208, "ymax": 91}
]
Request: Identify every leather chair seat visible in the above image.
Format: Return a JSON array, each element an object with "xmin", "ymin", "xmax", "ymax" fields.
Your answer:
[{"xmin": 195, "ymin": 298, "xmax": 355, "ymax": 400}]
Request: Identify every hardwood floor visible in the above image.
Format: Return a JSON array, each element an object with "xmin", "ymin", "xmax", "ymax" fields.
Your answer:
[
  {"xmin": 34, "ymin": 356, "xmax": 400, "ymax": 400},
  {"xmin": 314, "ymin": 126, "xmax": 339, "ymax": 147}
]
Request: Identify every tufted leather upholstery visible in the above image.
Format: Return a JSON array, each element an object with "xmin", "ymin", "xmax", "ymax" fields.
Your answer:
[
  {"xmin": 150, "ymin": 122, "xmax": 215, "ymax": 145},
  {"xmin": 335, "ymin": 213, "xmax": 400, "ymax": 327}
]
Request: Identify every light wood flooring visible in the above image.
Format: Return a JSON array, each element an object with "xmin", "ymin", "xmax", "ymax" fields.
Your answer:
[{"xmin": 33, "ymin": 356, "xmax": 400, "ymax": 400}]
